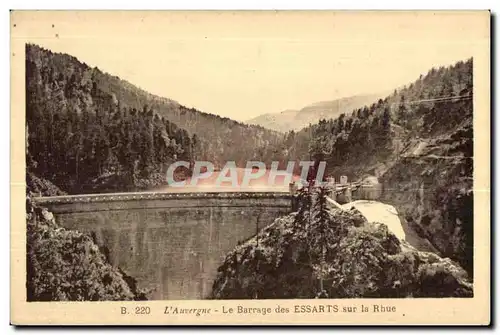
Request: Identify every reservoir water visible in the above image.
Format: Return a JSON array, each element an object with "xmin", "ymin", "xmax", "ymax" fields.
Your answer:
[{"xmin": 151, "ymin": 167, "xmax": 300, "ymax": 193}]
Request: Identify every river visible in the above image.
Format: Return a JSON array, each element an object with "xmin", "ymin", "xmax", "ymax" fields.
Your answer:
[
  {"xmin": 341, "ymin": 200, "xmax": 438, "ymax": 252},
  {"xmin": 342, "ymin": 200, "xmax": 406, "ymax": 240}
]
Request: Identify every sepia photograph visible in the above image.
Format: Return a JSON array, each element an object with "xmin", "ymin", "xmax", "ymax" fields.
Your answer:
[{"xmin": 10, "ymin": 10, "xmax": 491, "ymax": 325}]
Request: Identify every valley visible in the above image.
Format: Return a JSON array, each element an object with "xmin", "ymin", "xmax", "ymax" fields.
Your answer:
[{"xmin": 25, "ymin": 43, "xmax": 474, "ymax": 300}]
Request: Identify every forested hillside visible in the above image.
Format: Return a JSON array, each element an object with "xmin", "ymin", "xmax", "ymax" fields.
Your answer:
[
  {"xmin": 91, "ymin": 64, "xmax": 283, "ymax": 167},
  {"xmin": 277, "ymin": 58, "xmax": 474, "ymax": 275},
  {"xmin": 25, "ymin": 44, "xmax": 282, "ymax": 193},
  {"xmin": 274, "ymin": 59, "xmax": 472, "ymax": 178}
]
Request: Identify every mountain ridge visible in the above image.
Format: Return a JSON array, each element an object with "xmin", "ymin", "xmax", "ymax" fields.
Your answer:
[{"xmin": 247, "ymin": 92, "xmax": 388, "ymax": 132}]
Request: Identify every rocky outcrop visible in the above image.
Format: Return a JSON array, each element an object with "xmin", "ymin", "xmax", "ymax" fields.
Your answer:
[
  {"xmin": 210, "ymin": 205, "xmax": 473, "ymax": 299},
  {"xmin": 26, "ymin": 196, "xmax": 148, "ymax": 301}
]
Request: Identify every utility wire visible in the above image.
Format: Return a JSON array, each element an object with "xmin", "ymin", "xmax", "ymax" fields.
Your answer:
[{"xmin": 392, "ymin": 94, "xmax": 472, "ymax": 107}]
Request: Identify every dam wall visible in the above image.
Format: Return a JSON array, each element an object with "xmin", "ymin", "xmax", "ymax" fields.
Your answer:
[{"xmin": 35, "ymin": 192, "xmax": 292, "ymax": 300}]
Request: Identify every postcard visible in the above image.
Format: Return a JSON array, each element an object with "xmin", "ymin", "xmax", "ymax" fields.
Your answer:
[{"xmin": 10, "ymin": 10, "xmax": 491, "ymax": 325}]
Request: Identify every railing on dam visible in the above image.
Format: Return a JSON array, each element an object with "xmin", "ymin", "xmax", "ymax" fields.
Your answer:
[
  {"xmin": 34, "ymin": 191, "xmax": 293, "ymax": 214},
  {"xmin": 34, "ymin": 191, "xmax": 292, "ymax": 204}
]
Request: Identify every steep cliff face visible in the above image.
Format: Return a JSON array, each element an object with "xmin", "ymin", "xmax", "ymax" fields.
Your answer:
[
  {"xmin": 380, "ymin": 122, "xmax": 473, "ymax": 276},
  {"xmin": 211, "ymin": 202, "xmax": 472, "ymax": 299}
]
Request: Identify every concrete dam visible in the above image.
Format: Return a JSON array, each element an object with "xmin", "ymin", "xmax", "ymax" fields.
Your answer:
[{"xmin": 34, "ymin": 191, "xmax": 292, "ymax": 300}]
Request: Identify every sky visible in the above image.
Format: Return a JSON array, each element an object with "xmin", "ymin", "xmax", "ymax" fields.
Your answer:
[{"xmin": 14, "ymin": 11, "xmax": 489, "ymax": 121}]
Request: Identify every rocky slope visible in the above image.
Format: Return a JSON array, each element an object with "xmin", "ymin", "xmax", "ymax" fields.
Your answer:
[
  {"xmin": 211, "ymin": 190, "xmax": 472, "ymax": 299},
  {"xmin": 26, "ymin": 195, "xmax": 148, "ymax": 301}
]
